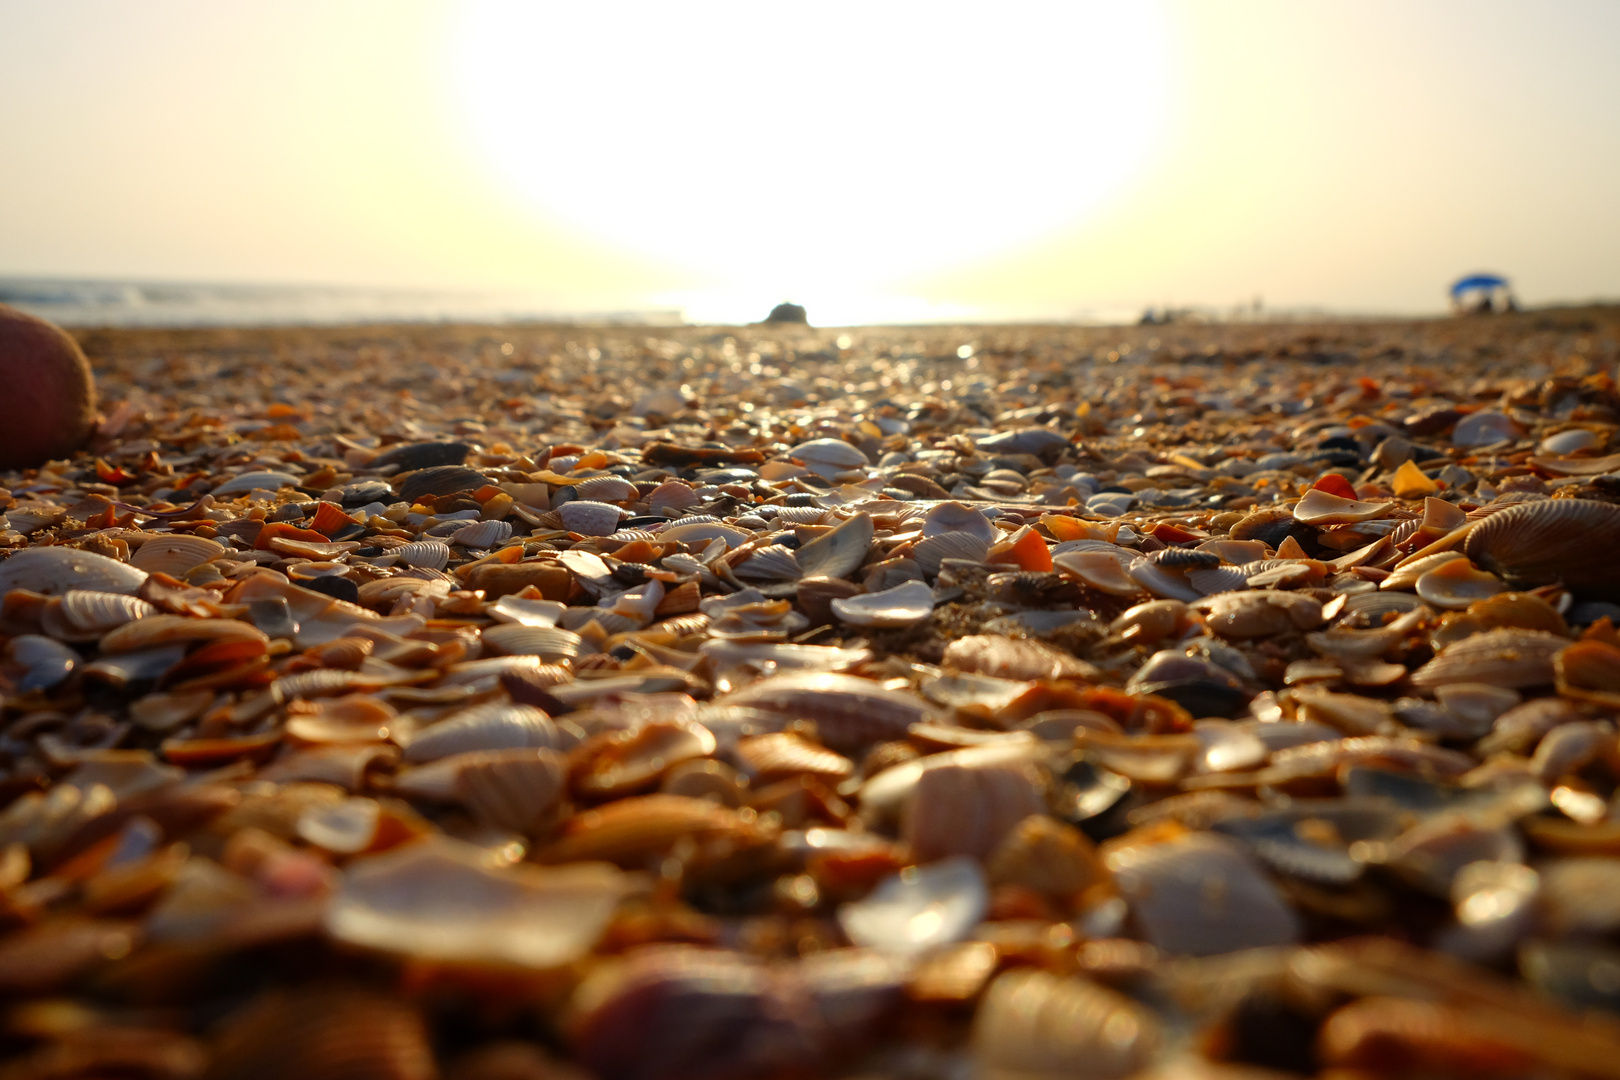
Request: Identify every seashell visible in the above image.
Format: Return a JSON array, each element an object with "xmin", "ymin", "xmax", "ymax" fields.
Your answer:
[
  {"xmin": 39, "ymin": 589, "xmax": 157, "ymax": 642},
  {"xmin": 794, "ymin": 512, "xmax": 874, "ymax": 579},
  {"xmin": 1556, "ymin": 639, "xmax": 1620, "ymax": 707},
  {"xmin": 790, "ymin": 437, "xmax": 869, "ymax": 477},
  {"xmin": 1228, "ymin": 507, "xmax": 1297, "ymax": 547},
  {"xmin": 559, "ymin": 500, "xmax": 628, "ymax": 537},
  {"xmin": 98, "ymin": 614, "xmax": 268, "ymax": 653},
  {"xmin": 395, "ymin": 465, "xmax": 490, "ymax": 503},
  {"xmin": 448, "ymin": 519, "xmax": 513, "ymax": 548},
  {"xmin": 942, "ymin": 634, "xmax": 1093, "ymax": 681},
  {"xmin": 3, "ymin": 633, "xmax": 79, "ymax": 692},
  {"xmin": 1414, "ymin": 557, "xmax": 1503, "ymax": 609},
  {"xmin": 733, "ymin": 732, "xmax": 854, "ymax": 783},
  {"xmin": 81, "ymin": 643, "xmax": 188, "ymax": 689},
  {"xmin": 1380, "ymin": 811, "xmax": 1524, "ymax": 896},
  {"xmin": 912, "ymin": 531, "xmax": 990, "ymax": 577},
  {"xmin": 0, "ymin": 546, "xmax": 148, "ymax": 596},
  {"xmin": 2, "ymin": 501, "xmax": 66, "ymax": 535},
  {"xmin": 733, "ymin": 544, "xmax": 803, "ymax": 581},
  {"xmin": 481, "ymin": 623, "xmax": 582, "ymax": 661},
  {"xmin": 920, "ymin": 501, "xmax": 999, "ymax": 544},
  {"xmin": 326, "ymin": 835, "xmax": 628, "ymax": 968},
  {"xmin": 1467, "ymin": 591, "xmax": 1568, "ymax": 635},
  {"xmin": 489, "ymin": 593, "xmax": 566, "ymax": 627},
  {"xmin": 451, "ymin": 748, "xmax": 569, "ymax": 832},
  {"xmin": 569, "ymin": 947, "xmax": 822, "ymax": 1080},
  {"xmin": 1105, "ymin": 831, "xmax": 1303, "ymax": 955},
  {"xmin": 795, "ymin": 574, "xmax": 864, "ymax": 625},
  {"xmin": 210, "ymin": 470, "xmax": 303, "ymax": 496},
  {"xmin": 1292, "ymin": 488, "xmax": 1396, "ymax": 525},
  {"xmin": 1409, "ymin": 627, "xmax": 1567, "ymax": 690},
  {"xmin": 719, "ymin": 672, "xmax": 934, "ymax": 754},
  {"xmin": 1537, "ymin": 857, "xmax": 1620, "ymax": 937},
  {"xmin": 395, "ymin": 540, "xmax": 450, "ymax": 571},
  {"xmin": 575, "ymin": 721, "xmax": 717, "ymax": 798},
  {"xmin": 646, "ymin": 479, "xmax": 700, "ymax": 514},
  {"xmin": 1382, "ymin": 550, "xmax": 1466, "ymax": 592},
  {"xmin": 838, "ymin": 856, "xmax": 989, "ymax": 953},
  {"xmin": 971, "ymin": 969, "xmax": 1163, "ymax": 1080},
  {"xmin": 1451, "ymin": 409, "xmax": 1523, "ymax": 446},
  {"xmin": 260, "ymin": 744, "xmax": 400, "ymax": 791},
  {"xmin": 902, "ymin": 755, "xmax": 1047, "ymax": 862},
  {"xmin": 830, "ymin": 579, "xmax": 934, "ymax": 628},
  {"xmin": 660, "ymin": 759, "xmax": 749, "ymax": 805},
  {"xmin": 402, "ymin": 702, "xmax": 558, "ymax": 763},
  {"xmin": 1053, "ymin": 549, "xmax": 1141, "ymax": 596},
  {"xmin": 130, "ymin": 534, "xmax": 226, "ymax": 576},
  {"xmin": 206, "ymin": 988, "xmax": 435, "ymax": 1080},
  {"xmin": 976, "ymin": 426, "xmax": 1069, "ymax": 456},
  {"xmin": 1192, "ymin": 590, "xmax": 1324, "ymax": 638},
  {"xmin": 1464, "ymin": 498, "xmax": 1620, "ymax": 599},
  {"xmin": 573, "ymin": 474, "xmax": 638, "ymax": 503},
  {"xmin": 1213, "ymin": 798, "xmax": 1403, "ymax": 884},
  {"xmin": 370, "ymin": 439, "xmax": 471, "ymax": 470},
  {"xmin": 986, "ymin": 814, "xmax": 1109, "ymax": 903},
  {"xmin": 535, "ymin": 794, "xmax": 756, "ymax": 866}
]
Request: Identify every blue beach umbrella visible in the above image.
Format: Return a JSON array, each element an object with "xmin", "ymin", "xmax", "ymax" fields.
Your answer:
[{"xmin": 1450, "ymin": 273, "xmax": 1509, "ymax": 299}]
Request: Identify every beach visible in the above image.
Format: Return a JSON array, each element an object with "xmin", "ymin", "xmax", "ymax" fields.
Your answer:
[{"xmin": 3, "ymin": 308, "xmax": 1620, "ymax": 1078}]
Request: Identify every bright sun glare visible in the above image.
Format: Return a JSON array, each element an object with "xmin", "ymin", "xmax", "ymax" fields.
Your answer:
[{"xmin": 454, "ymin": 2, "xmax": 1169, "ymax": 323}]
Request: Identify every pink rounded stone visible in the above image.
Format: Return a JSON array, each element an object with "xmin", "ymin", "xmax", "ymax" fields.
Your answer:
[{"xmin": 0, "ymin": 303, "xmax": 98, "ymax": 470}]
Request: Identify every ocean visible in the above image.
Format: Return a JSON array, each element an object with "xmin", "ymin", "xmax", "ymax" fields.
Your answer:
[{"xmin": 0, "ymin": 277, "xmax": 682, "ymax": 328}]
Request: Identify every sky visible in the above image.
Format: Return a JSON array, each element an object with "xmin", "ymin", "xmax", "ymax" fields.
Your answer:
[{"xmin": 1, "ymin": 0, "xmax": 1618, "ymax": 325}]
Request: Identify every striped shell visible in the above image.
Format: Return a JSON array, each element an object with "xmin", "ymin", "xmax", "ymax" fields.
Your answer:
[
  {"xmin": 130, "ymin": 534, "xmax": 226, "ymax": 576},
  {"xmin": 1410, "ymin": 627, "xmax": 1569, "ymax": 690},
  {"xmin": 574, "ymin": 475, "xmax": 638, "ymax": 503},
  {"xmin": 402, "ymin": 702, "xmax": 559, "ymax": 763},
  {"xmin": 1464, "ymin": 498, "xmax": 1620, "ymax": 599},
  {"xmin": 921, "ymin": 501, "xmax": 999, "ymax": 544},
  {"xmin": 39, "ymin": 590, "xmax": 157, "ymax": 642},
  {"xmin": 448, "ymin": 519, "xmax": 513, "ymax": 548},
  {"xmin": 0, "ymin": 547, "xmax": 148, "ymax": 596},
  {"xmin": 395, "ymin": 540, "xmax": 450, "ymax": 571},
  {"xmin": 719, "ymin": 672, "xmax": 934, "ymax": 754},
  {"xmin": 559, "ymin": 500, "xmax": 628, "ymax": 537},
  {"xmin": 914, "ymin": 532, "xmax": 991, "ymax": 577},
  {"xmin": 733, "ymin": 545, "xmax": 803, "ymax": 582},
  {"xmin": 795, "ymin": 513, "xmax": 875, "ymax": 580},
  {"xmin": 480, "ymin": 623, "xmax": 582, "ymax": 661}
]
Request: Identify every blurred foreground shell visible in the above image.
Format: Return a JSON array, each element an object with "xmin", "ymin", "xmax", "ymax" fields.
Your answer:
[
  {"xmin": 972, "ymin": 969, "xmax": 1163, "ymax": 1080},
  {"xmin": 0, "ymin": 546, "xmax": 148, "ymax": 596}
]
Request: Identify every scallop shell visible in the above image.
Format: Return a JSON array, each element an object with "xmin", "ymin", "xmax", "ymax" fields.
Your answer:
[
  {"xmin": 1464, "ymin": 498, "xmax": 1620, "ymax": 599},
  {"xmin": 719, "ymin": 672, "xmax": 934, "ymax": 754},
  {"xmin": 206, "ymin": 988, "xmax": 435, "ymax": 1080},
  {"xmin": 1410, "ymin": 627, "xmax": 1568, "ymax": 690},
  {"xmin": 0, "ymin": 547, "xmax": 148, "ymax": 597},
  {"xmin": 481, "ymin": 623, "xmax": 582, "ymax": 661},
  {"xmin": 573, "ymin": 475, "xmax": 638, "ymax": 503},
  {"xmin": 395, "ymin": 540, "xmax": 450, "ymax": 571},
  {"xmin": 902, "ymin": 756, "xmax": 1046, "ymax": 862},
  {"xmin": 971, "ymin": 969, "xmax": 1163, "ymax": 1080},
  {"xmin": 734, "ymin": 545, "xmax": 803, "ymax": 582},
  {"xmin": 402, "ymin": 702, "xmax": 559, "ymax": 763},
  {"xmin": 913, "ymin": 532, "xmax": 991, "ymax": 577},
  {"xmin": 326, "ymin": 835, "xmax": 628, "ymax": 968},
  {"xmin": 920, "ymin": 501, "xmax": 999, "ymax": 544},
  {"xmin": 575, "ymin": 721, "xmax": 717, "ymax": 798},
  {"xmin": 534, "ymin": 794, "xmax": 754, "ymax": 866},
  {"xmin": 448, "ymin": 519, "xmax": 513, "ymax": 548},
  {"xmin": 130, "ymin": 534, "xmax": 226, "ymax": 576},
  {"xmin": 559, "ymin": 500, "xmax": 628, "ymax": 537},
  {"xmin": 830, "ymin": 579, "xmax": 934, "ymax": 628},
  {"xmin": 733, "ymin": 732, "xmax": 854, "ymax": 783},
  {"xmin": 39, "ymin": 590, "xmax": 157, "ymax": 642},
  {"xmin": 646, "ymin": 480, "xmax": 700, "ymax": 514},
  {"xmin": 1191, "ymin": 590, "xmax": 1325, "ymax": 638}
]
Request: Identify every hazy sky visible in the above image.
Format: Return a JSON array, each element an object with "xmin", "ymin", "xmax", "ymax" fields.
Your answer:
[{"xmin": 2, "ymin": 0, "xmax": 1618, "ymax": 324}]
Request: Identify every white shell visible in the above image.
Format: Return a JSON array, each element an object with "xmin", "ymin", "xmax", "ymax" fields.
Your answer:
[
  {"xmin": 325, "ymin": 835, "xmax": 629, "ymax": 969},
  {"xmin": 1539, "ymin": 428, "xmax": 1599, "ymax": 455},
  {"xmin": 0, "ymin": 547, "xmax": 149, "ymax": 597},
  {"xmin": 396, "ymin": 540, "xmax": 451, "ymax": 571},
  {"xmin": 920, "ymin": 501, "xmax": 999, "ymax": 544},
  {"xmin": 558, "ymin": 500, "xmax": 627, "ymax": 537},
  {"xmin": 831, "ymin": 579, "xmax": 935, "ymax": 628},
  {"xmin": 1453, "ymin": 411, "xmax": 1523, "ymax": 447},
  {"xmin": 646, "ymin": 480, "xmax": 700, "ymax": 514},
  {"xmin": 130, "ymin": 534, "xmax": 226, "ymax": 576},
  {"xmin": 790, "ymin": 437, "xmax": 869, "ymax": 477},
  {"xmin": 211, "ymin": 470, "xmax": 303, "ymax": 496},
  {"xmin": 403, "ymin": 702, "xmax": 559, "ymax": 763},
  {"xmin": 481, "ymin": 623, "xmax": 582, "ymax": 661},
  {"xmin": 490, "ymin": 594, "xmax": 566, "ymax": 627},
  {"xmin": 795, "ymin": 513, "xmax": 874, "ymax": 580},
  {"xmin": 573, "ymin": 475, "xmax": 638, "ymax": 503},
  {"xmin": 913, "ymin": 532, "xmax": 990, "ymax": 577},
  {"xmin": 448, "ymin": 519, "xmax": 513, "ymax": 548},
  {"xmin": 837, "ymin": 856, "xmax": 988, "ymax": 953},
  {"xmin": 734, "ymin": 545, "xmax": 803, "ymax": 582}
]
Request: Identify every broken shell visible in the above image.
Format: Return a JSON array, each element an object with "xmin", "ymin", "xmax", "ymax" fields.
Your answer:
[
  {"xmin": 830, "ymin": 579, "xmax": 935, "ymax": 628},
  {"xmin": 1192, "ymin": 590, "xmax": 1324, "ymax": 638},
  {"xmin": 0, "ymin": 547, "xmax": 148, "ymax": 596},
  {"xmin": 719, "ymin": 672, "xmax": 934, "ymax": 754},
  {"xmin": 326, "ymin": 835, "xmax": 627, "ymax": 969},
  {"xmin": 1414, "ymin": 557, "xmax": 1504, "ymax": 609},
  {"xmin": 1464, "ymin": 498, "xmax": 1620, "ymax": 599},
  {"xmin": 1292, "ymin": 488, "xmax": 1396, "ymax": 525}
]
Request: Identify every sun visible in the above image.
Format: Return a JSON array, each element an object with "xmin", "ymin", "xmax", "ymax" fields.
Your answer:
[{"xmin": 452, "ymin": 1, "xmax": 1170, "ymax": 322}]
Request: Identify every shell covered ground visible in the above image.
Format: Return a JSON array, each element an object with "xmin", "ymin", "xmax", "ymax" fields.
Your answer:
[{"xmin": 3, "ymin": 309, "xmax": 1620, "ymax": 1080}]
